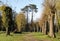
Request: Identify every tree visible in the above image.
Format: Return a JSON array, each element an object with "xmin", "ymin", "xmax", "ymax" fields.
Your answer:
[
  {"xmin": 39, "ymin": 13, "xmax": 48, "ymax": 34},
  {"xmin": 29, "ymin": 4, "xmax": 38, "ymax": 32},
  {"xmin": 21, "ymin": 6, "xmax": 30, "ymax": 32},
  {"xmin": 12, "ymin": 10, "xmax": 17, "ymax": 31},
  {"xmin": 44, "ymin": 0, "xmax": 56, "ymax": 38},
  {"xmin": 55, "ymin": 0, "xmax": 60, "ymax": 32},
  {"xmin": 35, "ymin": 22, "xmax": 39, "ymax": 32},
  {"xmin": 0, "ymin": 11, "xmax": 2, "ymax": 31},
  {"xmin": 15, "ymin": 12, "xmax": 26, "ymax": 32},
  {"xmin": 0, "ymin": 5, "xmax": 12, "ymax": 35},
  {"xmin": 29, "ymin": 4, "xmax": 37, "ymax": 23}
]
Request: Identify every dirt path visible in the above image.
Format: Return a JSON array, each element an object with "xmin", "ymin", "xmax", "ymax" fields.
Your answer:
[
  {"xmin": 23, "ymin": 33, "xmax": 42, "ymax": 41},
  {"xmin": 22, "ymin": 33, "xmax": 51, "ymax": 41}
]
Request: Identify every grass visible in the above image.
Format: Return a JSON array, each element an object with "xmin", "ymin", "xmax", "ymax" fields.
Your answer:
[
  {"xmin": 0, "ymin": 32, "xmax": 31, "ymax": 41},
  {"xmin": 32, "ymin": 32, "xmax": 60, "ymax": 41},
  {"xmin": 0, "ymin": 32, "xmax": 60, "ymax": 41}
]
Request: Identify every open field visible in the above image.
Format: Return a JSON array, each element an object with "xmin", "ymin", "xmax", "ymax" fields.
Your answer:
[{"xmin": 0, "ymin": 32, "xmax": 60, "ymax": 41}]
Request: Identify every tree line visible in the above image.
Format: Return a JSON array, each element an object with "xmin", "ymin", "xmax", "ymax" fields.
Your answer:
[
  {"xmin": 39, "ymin": 0, "xmax": 60, "ymax": 38},
  {"xmin": 0, "ymin": 0, "xmax": 60, "ymax": 38},
  {"xmin": 0, "ymin": 3, "xmax": 39, "ymax": 35}
]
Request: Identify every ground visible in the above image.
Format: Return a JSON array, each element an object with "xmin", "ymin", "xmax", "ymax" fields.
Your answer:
[{"xmin": 0, "ymin": 32, "xmax": 60, "ymax": 41}]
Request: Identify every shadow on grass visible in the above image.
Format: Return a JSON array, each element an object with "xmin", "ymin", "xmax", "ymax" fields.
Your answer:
[
  {"xmin": 14, "ymin": 32, "xmax": 22, "ymax": 34},
  {"xmin": 58, "ymin": 36, "xmax": 60, "ymax": 39}
]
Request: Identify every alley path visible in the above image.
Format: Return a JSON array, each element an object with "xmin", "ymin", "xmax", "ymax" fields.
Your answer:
[{"xmin": 22, "ymin": 33, "xmax": 51, "ymax": 41}]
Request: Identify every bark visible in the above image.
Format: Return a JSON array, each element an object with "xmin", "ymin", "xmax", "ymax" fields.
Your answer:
[
  {"xmin": 37, "ymin": 25, "xmax": 38, "ymax": 32},
  {"xmin": 34, "ymin": 27, "xmax": 35, "ymax": 32},
  {"xmin": 40, "ymin": 27, "xmax": 42, "ymax": 32},
  {"xmin": 45, "ymin": 21, "xmax": 47, "ymax": 34},
  {"xmin": 56, "ymin": 12, "xmax": 60, "ymax": 32},
  {"xmin": 42, "ymin": 22, "xmax": 46, "ymax": 34},
  {"xmin": 6, "ymin": 27, "xmax": 10, "ymax": 35},
  {"xmin": 49, "ymin": 14, "xmax": 56, "ymax": 38},
  {"xmin": 26, "ymin": 10, "xmax": 29, "ymax": 32},
  {"xmin": 31, "ymin": 10, "xmax": 34, "ymax": 31},
  {"xmin": 42, "ymin": 21, "xmax": 47, "ymax": 35}
]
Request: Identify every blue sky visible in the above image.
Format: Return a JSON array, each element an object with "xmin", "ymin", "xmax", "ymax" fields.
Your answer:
[{"xmin": 0, "ymin": 0, "xmax": 44, "ymax": 22}]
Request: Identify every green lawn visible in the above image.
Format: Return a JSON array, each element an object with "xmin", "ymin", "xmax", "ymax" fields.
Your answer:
[
  {"xmin": 0, "ymin": 32, "xmax": 60, "ymax": 41},
  {"xmin": 32, "ymin": 32, "xmax": 60, "ymax": 41}
]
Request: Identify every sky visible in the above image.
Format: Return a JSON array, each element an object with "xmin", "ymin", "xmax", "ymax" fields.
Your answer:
[{"xmin": 0, "ymin": 0, "xmax": 44, "ymax": 22}]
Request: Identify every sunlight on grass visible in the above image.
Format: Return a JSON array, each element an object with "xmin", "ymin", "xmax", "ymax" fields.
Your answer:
[
  {"xmin": 0, "ymin": 32, "xmax": 60, "ymax": 41},
  {"xmin": 0, "ymin": 33, "xmax": 24, "ymax": 41},
  {"xmin": 32, "ymin": 32, "xmax": 60, "ymax": 41},
  {"xmin": 0, "ymin": 32, "xmax": 31, "ymax": 41}
]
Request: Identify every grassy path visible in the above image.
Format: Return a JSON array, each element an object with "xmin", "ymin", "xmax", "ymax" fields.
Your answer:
[
  {"xmin": 23, "ymin": 33, "xmax": 39, "ymax": 41},
  {"xmin": 0, "ymin": 32, "xmax": 60, "ymax": 41},
  {"xmin": 22, "ymin": 32, "xmax": 60, "ymax": 41},
  {"xmin": 23, "ymin": 32, "xmax": 51, "ymax": 41}
]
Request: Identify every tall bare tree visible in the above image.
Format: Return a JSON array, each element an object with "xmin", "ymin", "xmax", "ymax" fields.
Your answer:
[
  {"xmin": 21, "ymin": 6, "xmax": 30, "ymax": 31},
  {"xmin": 29, "ymin": 4, "xmax": 38, "ymax": 32}
]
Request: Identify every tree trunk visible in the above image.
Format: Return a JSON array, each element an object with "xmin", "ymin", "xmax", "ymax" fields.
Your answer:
[
  {"xmin": 6, "ymin": 27, "xmax": 10, "ymax": 35},
  {"xmin": 49, "ymin": 14, "xmax": 56, "ymax": 38},
  {"xmin": 40, "ymin": 27, "xmax": 42, "ymax": 32},
  {"xmin": 31, "ymin": 10, "xmax": 33, "ymax": 29},
  {"xmin": 36, "ymin": 24, "xmax": 39, "ymax": 32},
  {"xmin": 56, "ymin": 12, "xmax": 60, "ymax": 33},
  {"xmin": 26, "ymin": 10, "xmax": 29, "ymax": 32},
  {"xmin": 42, "ymin": 21, "xmax": 47, "ymax": 35},
  {"xmin": 45, "ymin": 21, "xmax": 47, "ymax": 34},
  {"xmin": 34, "ymin": 27, "xmax": 35, "ymax": 32},
  {"xmin": 42, "ymin": 23, "xmax": 45, "ymax": 34}
]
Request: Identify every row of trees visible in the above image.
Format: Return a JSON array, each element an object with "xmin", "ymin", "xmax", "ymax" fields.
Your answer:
[
  {"xmin": 0, "ymin": 0, "xmax": 60, "ymax": 38},
  {"xmin": 38, "ymin": 0, "xmax": 60, "ymax": 38},
  {"xmin": 0, "ymin": 2, "xmax": 39, "ymax": 35}
]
